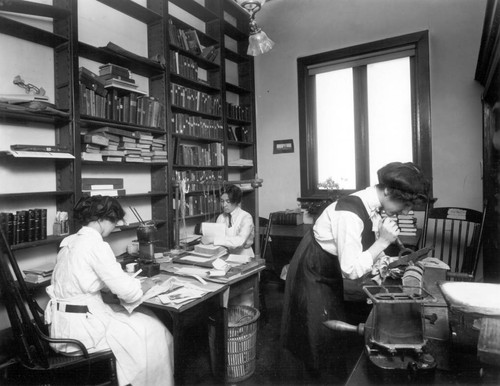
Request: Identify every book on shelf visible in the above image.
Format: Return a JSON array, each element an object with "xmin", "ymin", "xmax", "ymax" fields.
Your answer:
[
  {"xmin": 101, "ymin": 42, "xmax": 160, "ymax": 68},
  {"xmin": 104, "ymin": 79, "xmax": 146, "ymax": 95},
  {"xmin": 10, "ymin": 144, "xmax": 70, "ymax": 153},
  {"xmin": 201, "ymin": 45, "xmax": 218, "ymax": 61},
  {"xmin": 83, "ymin": 134, "xmax": 109, "ymax": 147},
  {"xmin": 3, "ymin": 150, "xmax": 74, "ymax": 159},
  {"xmin": 184, "ymin": 29, "xmax": 202, "ymax": 55},
  {"xmin": 23, "ymin": 262, "xmax": 55, "ymax": 277},
  {"xmin": 79, "ymin": 67, "xmax": 107, "ymax": 97},
  {"xmin": 82, "ymin": 178, "xmax": 124, "ymax": 190},
  {"xmin": 103, "ymin": 156, "xmax": 123, "ymax": 162},
  {"xmin": 81, "ymin": 152, "xmax": 103, "ymax": 161},
  {"xmin": 0, "ymin": 94, "xmax": 49, "ymax": 104},
  {"xmin": 24, "ymin": 274, "xmax": 52, "ymax": 284},
  {"xmin": 88, "ymin": 126, "xmax": 140, "ymax": 140},
  {"xmin": 82, "ymin": 189, "xmax": 126, "ymax": 197},
  {"xmin": 99, "ymin": 63, "xmax": 132, "ymax": 78},
  {"xmin": 0, "ymin": 209, "xmax": 47, "ymax": 246}
]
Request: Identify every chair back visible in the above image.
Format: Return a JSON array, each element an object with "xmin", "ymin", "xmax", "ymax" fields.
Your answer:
[
  {"xmin": 421, "ymin": 203, "xmax": 486, "ymax": 281},
  {"xmin": 259, "ymin": 214, "xmax": 273, "ymax": 259}
]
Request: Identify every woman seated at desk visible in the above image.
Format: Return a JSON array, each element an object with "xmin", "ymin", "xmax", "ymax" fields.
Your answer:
[
  {"xmin": 280, "ymin": 161, "xmax": 430, "ymax": 382},
  {"xmin": 201, "ymin": 184, "xmax": 255, "ymax": 306},
  {"xmin": 201, "ymin": 184, "xmax": 255, "ymax": 257},
  {"xmin": 44, "ymin": 195, "xmax": 174, "ymax": 386}
]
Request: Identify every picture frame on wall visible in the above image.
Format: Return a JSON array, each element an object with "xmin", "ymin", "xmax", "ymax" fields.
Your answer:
[{"xmin": 273, "ymin": 139, "xmax": 294, "ymax": 154}]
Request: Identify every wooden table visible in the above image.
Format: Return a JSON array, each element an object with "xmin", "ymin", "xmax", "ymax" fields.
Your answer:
[{"xmin": 143, "ymin": 260, "xmax": 265, "ymax": 384}]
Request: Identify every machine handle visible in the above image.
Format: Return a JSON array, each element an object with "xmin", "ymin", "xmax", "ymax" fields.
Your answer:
[{"xmin": 323, "ymin": 320, "xmax": 365, "ymax": 336}]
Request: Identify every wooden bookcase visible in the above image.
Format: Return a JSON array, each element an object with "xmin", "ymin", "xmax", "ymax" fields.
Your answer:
[{"xmin": 0, "ymin": 0, "xmax": 257, "ymax": 254}]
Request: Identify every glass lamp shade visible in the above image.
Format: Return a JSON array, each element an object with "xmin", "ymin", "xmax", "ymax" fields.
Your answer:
[{"xmin": 247, "ymin": 30, "xmax": 275, "ymax": 56}]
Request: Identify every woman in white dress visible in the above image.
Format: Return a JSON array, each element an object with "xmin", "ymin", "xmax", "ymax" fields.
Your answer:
[{"xmin": 44, "ymin": 195, "xmax": 174, "ymax": 386}]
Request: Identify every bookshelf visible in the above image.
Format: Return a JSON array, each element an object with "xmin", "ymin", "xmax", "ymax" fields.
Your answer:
[{"xmin": 0, "ymin": 0, "xmax": 257, "ymax": 256}]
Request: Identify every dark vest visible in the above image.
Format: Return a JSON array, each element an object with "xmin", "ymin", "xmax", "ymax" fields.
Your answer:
[{"xmin": 335, "ymin": 195, "xmax": 376, "ymax": 250}]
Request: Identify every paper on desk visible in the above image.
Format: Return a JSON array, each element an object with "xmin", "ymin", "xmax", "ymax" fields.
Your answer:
[
  {"xmin": 157, "ymin": 285, "xmax": 209, "ymax": 305},
  {"xmin": 225, "ymin": 254, "xmax": 251, "ymax": 265},
  {"xmin": 201, "ymin": 222, "xmax": 225, "ymax": 238},
  {"xmin": 121, "ymin": 276, "xmax": 184, "ymax": 313}
]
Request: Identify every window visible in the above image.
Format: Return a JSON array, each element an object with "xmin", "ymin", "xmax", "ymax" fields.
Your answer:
[{"xmin": 298, "ymin": 31, "xmax": 431, "ymax": 198}]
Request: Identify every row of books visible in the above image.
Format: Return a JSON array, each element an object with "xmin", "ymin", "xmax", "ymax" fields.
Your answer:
[
  {"xmin": 272, "ymin": 211, "xmax": 304, "ymax": 226},
  {"xmin": 167, "ymin": 20, "xmax": 202, "ymax": 55},
  {"xmin": 397, "ymin": 212, "xmax": 418, "ymax": 236},
  {"xmin": 174, "ymin": 170, "xmax": 224, "ymax": 192},
  {"xmin": 171, "ymin": 113, "xmax": 223, "ymax": 140},
  {"xmin": 80, "ymin": 86, "xmax": 163, "ymax": 128},
  {"xmin": 169, "ymin": 51, "xmax": 201, "ymax": 82},
  {"xmin": 226, "ymin": 102, "xmax": 251, "ymax": 121},
  {"xmin": 82, "ymin": 126, "xmax": 167, "ymax": 163},
  {"xmin": 81, "ymin": 177, "xmax": 126, "ymax": 197},
  {"xmin": 0, "ymin": 209, "xmax": 47, "ymax": 246},
  {"xmin": 170, "ymin": 83, "xmax": 222, "ymax": 116},
  {"xmin": 175, "ymin": 142, "xmax": 224, "ymax": 167},
  {"xmin": 179, "ymin": 194, "xmax": 220, "ymax": 217},
  {"xmin": 227, "ymin": 126, "xmax": 252, "ymax": 142}
]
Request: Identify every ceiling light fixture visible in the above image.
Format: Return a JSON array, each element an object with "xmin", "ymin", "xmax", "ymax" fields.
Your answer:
[{"xmin": 235, "ymin": 0, "xmax": 274, "ymax": 56}]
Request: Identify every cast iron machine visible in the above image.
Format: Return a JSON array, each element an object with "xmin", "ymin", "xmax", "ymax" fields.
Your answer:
[
  {"xmin": 136, "ymin": 221, "xmax": 160, "ymax": 277},
  {"xmin": 325, "ymin": 285, "xmax": 437, "ymax": 381}
]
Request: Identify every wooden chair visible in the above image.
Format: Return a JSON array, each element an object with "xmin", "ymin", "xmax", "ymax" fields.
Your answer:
[
  {"xmin": 257, "ymin": 213, "xmax": 275, "ymax": 324},
  {"xmin": 0, "ymin": 230, "xmax": 118, "ymax": 385},
  {"xmin": 421, "ymin": 202, "xmax": 487, "ymax": 281}
]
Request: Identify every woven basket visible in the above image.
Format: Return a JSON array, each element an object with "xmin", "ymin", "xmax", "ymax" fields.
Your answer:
[{"xmin": 209, "ymin": 305, "xmax": 260, "ymax": 383}]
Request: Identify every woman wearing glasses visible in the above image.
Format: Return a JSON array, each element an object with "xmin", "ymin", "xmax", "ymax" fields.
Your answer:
[{"xmin": 44, "ymin": 195, "xmax": 174, "ymax": 386}]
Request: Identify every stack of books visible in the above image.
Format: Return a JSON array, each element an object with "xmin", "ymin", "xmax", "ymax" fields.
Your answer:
[
  {"xmin": 397, "ymin": 211, "xmax": 418, "ymax": 236},
  {"xmin": 81, "ymin": 126, "xmax": 168, "ymax": 164},
  {"xmin": 81, "ymin": 177, "xmax": 125, "ymax": 197},
  {"xmin": 192, "ymin": 244, "xmax": 227, "ymax": 259},
  {"xmin": 99, "ymin": 63, "xmax": 138, "ymax": 92},
  {"xmin": 23, "ymin": 262, "xmax": 54, "ymax": 284}
]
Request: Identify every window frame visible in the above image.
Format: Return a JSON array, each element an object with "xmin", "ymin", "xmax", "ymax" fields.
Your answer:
[{"xmin": 298, "ymin": 30, "xmax": 432, "ymax": 199}]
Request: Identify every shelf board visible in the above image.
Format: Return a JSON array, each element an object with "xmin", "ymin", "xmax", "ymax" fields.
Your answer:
[
  {"xmin": 170, "ymin": 73, "xmax": 221, "ymax": 94},
  {"xmin": 225, "ymin": 82, "xmax": 251, "ymax": 95},
  {"xmin": 0, "ymin": 15, "xmax": 68, "ymax": 48},
  {"xmin": 224, "ymin": 48, "xmax": 249, "ymax": 64},
  {"xmin": 227, "ymin": 164, "xmax": 254, "ymax": 169},
  {"xmin": 227, "ymin": 117, "xmax": 252, "ymax": 125},
  {"xmin": 170, "ymin": 16, "xmax": 219, "ymax": 48},
  {"xmin": 0, "ymin": 190, "xmax": 73, "ymax": 199},
  {"xmin": 227, "ymin": 140, "xmax": 254, "ymax": 147},
  {"xmin": 82, "ymin": 160, "xmax": 168, "ymax": 166},
  {"xmin": 97, "ymin": 0, "xmax": 162, "ymax": 24},
  {"xmin": 0, "ymin": 109, "xmax": 70, "ymax": 125},
  {"xmin": 169, "ymin": 45, "xmax": 220, "ymax": 70},
  {"xmin": 10, "ymin": 235, "xmax": 65, "ymax": 251},
  {"xmin": 173, "ymin": 165, "xmax": 224, "ymax": 171},
  {"xmin": 169, "ymin": 0, "xmax": 219, "ymax": 23},
  {"xmin": 117, "ymin": 192, "xmax": 168, "ymax": 198},
  {"xmin": 80, "ymin": 116, "xmax": 166, "ymax": 134},
  {"xmin": 78, "ymin": 42, "xmax": 164, "ymax": 78},
  {"xmin": 172, "ymin": 133, "xmax": 223, "ymax": 143},
  {"xmin": 0, "ymin": 1, "xmax": 70, "ymax": 20},
  {"xmin": 223, "ymin": 21, "xmax": 248, "ymax": 42},
  {"xmin": 171, "ymin": 104, "xmax": 222, "ymax": 120}
]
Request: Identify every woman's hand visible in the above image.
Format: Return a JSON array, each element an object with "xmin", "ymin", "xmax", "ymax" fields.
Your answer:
[
  {"xmin": 140, "ymin": 278, "xmax": 155, "ymax": 294},
  {"xmin": 378, "ymin": 218, "xmax": 400, "ymax": 244}
]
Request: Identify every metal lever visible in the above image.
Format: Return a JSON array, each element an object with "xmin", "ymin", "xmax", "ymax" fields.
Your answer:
[{"xmin": 323, "ymin": 320, "xmax": 365, "ymax": 336}]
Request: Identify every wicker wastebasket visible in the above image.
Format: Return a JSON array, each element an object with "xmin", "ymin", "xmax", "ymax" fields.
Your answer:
[{"xmin": 209, "ymin": 305, "xmax": 260, "ymax": 382}]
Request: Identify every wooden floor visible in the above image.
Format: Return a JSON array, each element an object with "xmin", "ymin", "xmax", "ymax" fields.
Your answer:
[{"xmin": 179, "ymin": 271, "xmax": 365, "ymax": 385}]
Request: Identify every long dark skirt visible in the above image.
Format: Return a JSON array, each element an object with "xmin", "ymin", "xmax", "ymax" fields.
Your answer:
[{"xmin": 280, "ymin": 228, "xmax": 347, "ymax": 379}]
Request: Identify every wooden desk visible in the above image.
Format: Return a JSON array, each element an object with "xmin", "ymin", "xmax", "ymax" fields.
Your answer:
[
  {"xmin": 261, "ymin": 223, "xmax": 421, "ymax": 277},
  {"xmin": 143, "ymin": 261, "xmax": 265, "ymax": 384}
]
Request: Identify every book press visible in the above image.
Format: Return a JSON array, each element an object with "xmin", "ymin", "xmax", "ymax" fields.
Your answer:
[
  {"xmin": 124, "ymin": 207, "xmax": 161, "ymax": 277},
  {"xmin": 324, "ymin": 245, "xmax": 500, "ymax": 384}
]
